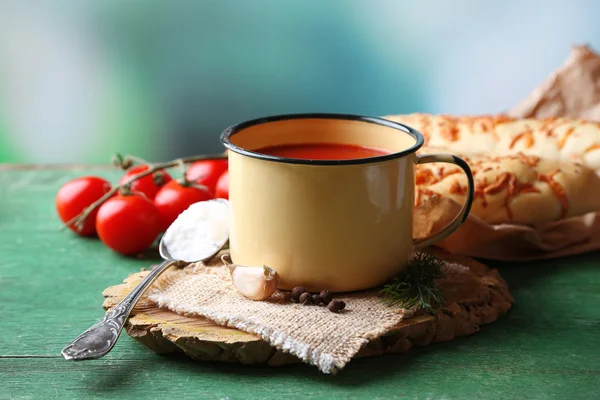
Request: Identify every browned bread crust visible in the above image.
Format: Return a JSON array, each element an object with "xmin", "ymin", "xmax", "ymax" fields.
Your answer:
[
  {"xmin": 414, "ymin": 147, "xmax": 600, "ymax": 224},
  {"xmin": 386, "ymin": 113, "xmax": 600, "ymax": 171}
]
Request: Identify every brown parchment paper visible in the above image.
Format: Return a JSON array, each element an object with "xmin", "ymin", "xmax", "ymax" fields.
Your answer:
[
  {"xmin": 423, "ymin": 44, "xmax": 600, "ymax": 261},
  {"xmin": 509, "ymin": 44, "xmax": 600, "ymax": 121},
  {"xmin": 414, "ymin": 197, "xmax": 600, "ymax": 261}
]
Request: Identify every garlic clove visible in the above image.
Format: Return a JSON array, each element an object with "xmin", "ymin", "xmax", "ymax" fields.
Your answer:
[{"xmin": 229, "ymin": 262, "xmax": 279, "ymax": 301}]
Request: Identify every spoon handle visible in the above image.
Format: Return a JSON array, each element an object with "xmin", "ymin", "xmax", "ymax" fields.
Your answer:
[{"xmin": 61, "ymin": 258, "xmax": 185, "ymax": 361}]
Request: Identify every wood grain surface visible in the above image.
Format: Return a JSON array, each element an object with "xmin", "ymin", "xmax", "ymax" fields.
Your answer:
[{"xmin": 1, "ymin": 167, "xmax": 600, "ymax": 399}]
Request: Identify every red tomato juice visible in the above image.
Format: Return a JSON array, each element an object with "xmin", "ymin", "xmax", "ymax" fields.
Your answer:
[{"xmin": 255, "ymin": 143, "xmax": 390, "ymax": 160}]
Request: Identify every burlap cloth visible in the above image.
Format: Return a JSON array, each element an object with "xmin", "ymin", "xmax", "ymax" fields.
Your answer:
[{"xmin": 145, "ymin": 257, "xmax": 476, "ymax": 374}]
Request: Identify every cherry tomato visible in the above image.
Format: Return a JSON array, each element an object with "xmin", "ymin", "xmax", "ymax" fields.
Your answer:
[
  {"xmin": 96, "ymin": 194, "xmax": 161, "ymax": 256},
  {"xmin": 56, "ymin": 176, "xmax": 112, "ymax": 236},
  {"xmin": 186, "ymin": 159, "xmax": 228, "ymax": 194},
  {"xmin": 154, "ymin": 180, "xmax": 213, "ymax": 231},
  {"xmin": 215, "ymin": 170, "xmax": 229, "ymax": 200},
  {"xmin": 118, "ymin": 165, "xmax": 172, "ymax": 200}
]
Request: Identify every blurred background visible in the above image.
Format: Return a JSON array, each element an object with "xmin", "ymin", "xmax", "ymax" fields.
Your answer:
[{"xmin": 0, "ymin": 0, "xmax": 599, "ymax": 163}]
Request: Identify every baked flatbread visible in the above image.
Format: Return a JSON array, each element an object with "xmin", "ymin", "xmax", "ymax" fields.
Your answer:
[
  {"xmin": 386, "ymin": 113, "xmax": 600, "ymax": 173},
  {"xmin": 415, "ymin": 148, "xmax": 600, "ymax": 225}
]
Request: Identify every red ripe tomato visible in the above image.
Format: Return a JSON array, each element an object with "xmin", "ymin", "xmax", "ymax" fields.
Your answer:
[
  {"xmin": 118, "ymin": 165, "xmax": 172, "ymax": 200},
  {"xmin": 56, "ymin": 176, "xmax": 112, "ymax": 236},
  {"xmin": 215, "ymin": 170, "xmax": 229, "ymax": 199},
  {"xmin": 186, "ymin": 159, "xmax": 228, "ymax": 194},
  {"xmin": 154, "ymin": 180, "xmax": 213, "ymax": 231},
  {"xmin": 96, "ymin": 194, "xmax": 161, "ymax": 256}
]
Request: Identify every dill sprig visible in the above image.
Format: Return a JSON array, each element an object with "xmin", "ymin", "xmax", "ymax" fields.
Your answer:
[{"xmin": 379, "ymin": 252, "xmax": 446, "ymax": 315}]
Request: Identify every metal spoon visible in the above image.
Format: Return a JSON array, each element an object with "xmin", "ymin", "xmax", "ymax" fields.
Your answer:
[{"xmin": 61, "ymin": 231, "xmax": 226, "ymax": 361}]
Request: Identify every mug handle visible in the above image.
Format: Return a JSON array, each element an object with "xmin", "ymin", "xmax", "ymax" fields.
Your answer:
[{"xmin": 413, "ymin": 153, "xmax": 475, "ymax": 250}]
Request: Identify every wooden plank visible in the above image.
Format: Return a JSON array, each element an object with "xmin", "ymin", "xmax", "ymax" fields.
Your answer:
[{"xmin": 1, "ymin": 167, "xmax": 599, "ymax": 399}]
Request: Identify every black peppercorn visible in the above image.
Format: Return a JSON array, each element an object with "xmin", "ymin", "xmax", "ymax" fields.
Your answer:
[
  {"xmin": 338, "ymin": 300, "xmax": 346, "ymax": 310},
  {"xmin": 311, "ymin": 294, "xmax": 322, "ymax": 305},
  {"xmin": 291, "ymin": 286, "xmax": 307, "ymax": 302},
  {"xmin": 283, "ymin": 292, "xmax": 292, "ymax": 303},
  {"xmin": 319, "ymin": 290, "xmax": 333, "ymax": 305},
  {"xmin": 299, "ymin": 292, "xmax": 313, "ymax": 305},
  {"xmin": 327, "ymin": 300, "xmax": 344, "ymax": 312}
]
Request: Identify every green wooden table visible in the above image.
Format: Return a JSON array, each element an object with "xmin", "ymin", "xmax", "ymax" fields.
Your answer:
[{"xmin": 1, "ymin": 166, "xmax": 599, "ymax": 400}]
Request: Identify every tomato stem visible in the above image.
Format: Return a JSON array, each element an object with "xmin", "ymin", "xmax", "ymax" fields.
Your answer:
[
  {"xmin": 111, "ymin": 153, "xmax": 132, "ymax": 170},
  {"xmin": 176, "ymin": 158, "xmax": 190, "ymax": 186},
  {"xmin": 118, "ymin": 185, "xmax": 133, "ymax": 196},
  {"xmin": 152, "ymin": 171, "xmax": 168, "ymax": 187},
  {"xmin": 112, "ymin": 153, "xmax": 153, "ymax": 170},
  {"xmin": 61, "ymin": 153, "xmax": 228, "ymax": 231},
  {"xmin": 124, "ymin": 154, "xmax": 152, "ymax": 168}
]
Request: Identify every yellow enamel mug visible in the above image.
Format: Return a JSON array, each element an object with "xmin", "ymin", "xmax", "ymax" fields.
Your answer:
[{"xmin": 220, "ymin": 114, "xmax": 474, "ymax": 292}]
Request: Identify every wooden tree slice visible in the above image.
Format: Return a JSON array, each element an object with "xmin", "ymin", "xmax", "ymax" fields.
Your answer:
[{"xmin": 102, "ymin": 252, "xmax": 513, "ymax": 366}]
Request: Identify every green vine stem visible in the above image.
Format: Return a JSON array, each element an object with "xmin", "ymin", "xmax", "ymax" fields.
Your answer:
[
  {"xmin": 177, "ymin": 158, "xmax": 187, "ymax": 179},
  {"xmin": 173, "ymin": 157, "xmax": 211, "ymax": 192},
  {"xmin": 111, "ymin": 153, "xmax": 151, "ymax": 170},
  {"xmin": 62, "ymin": 153, "xmax": 227, "ymax": 232},
  {"xmin": 123, "ymin": 154, "xmax": 152, "ymax": 168}
]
